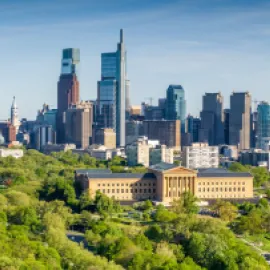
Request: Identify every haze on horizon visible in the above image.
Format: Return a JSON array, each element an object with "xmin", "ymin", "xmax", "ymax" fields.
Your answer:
[{"xmin": 0, "ymin": 0, "xmax": 270, "ymax": 119}]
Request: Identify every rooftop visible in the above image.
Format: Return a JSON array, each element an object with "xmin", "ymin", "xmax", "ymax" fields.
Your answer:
[
  {"xmin": 149, "ymin": 162, "xmax": 178, "ymax": 172},
  {"xmin": 75, "ymin": 168, "xmax": 112, "ymax": 174},
  {"xmin": 197, "ymin": 168, "xmax": 252, "ymax": 178},
  {"xmin": 80, "ymin": 172, "xmax": 156, "ymax": 180}
]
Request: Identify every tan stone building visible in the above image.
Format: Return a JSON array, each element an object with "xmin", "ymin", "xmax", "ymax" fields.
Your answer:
[
  {"xmin": 92, "ymin": 128, "xmax": 116, "ymax": 149},
  {"xmin": 75, "ymin": 163, "xmax": 253, "ymax": 202}
]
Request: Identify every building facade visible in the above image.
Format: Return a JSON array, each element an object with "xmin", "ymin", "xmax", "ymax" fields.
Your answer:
[
  {"xmin": 10, "ymin": 96, "xmax": 20, "ymax": 134},
  {"xmin": 57, "ymin": 48, "xmax": 80, "ymax": 143},
  {"xmin": 182, "ymin": 143, "xmax": 219, "ymax": 169},
  {"xmin": 98, "ymin": 30, "xmax": 127, "ymax": 147},
  {"xmin": 166, "ymin": 85, "xmax": 186, "ymax": 133},
  {"xmin": 65, "ymin": 101, "xmax": 93, "ymax": 149},
  {"xmin": 33, "ymin": 125, "xmax": 56, "ymax": 151},
  {"xmin": 229, "ymin": 92, "xmax": 251, "ymax": 150},
  {"xmin": 75, "ymin": 162, "xmax": 253, "ymax": 202},
  {"xmin": 200, "ymin": 93, "xmax": 224, "ymax": 145},
  {"xmin": 92, "ymin": 128, "xmax": 116, "ymax": 149},
  {"xmin": 0, "ymin": 149, "xmax": 24, "ymax": 159},
  {"xmin": 143, "ymin": 120, "xmax": 181, "ymax": 150},
  {"xmin": 126, "ymin": 120, "xmax": 144, "ymax": 145},
  {"xmin": 256, "ymin": 101, "xmax": 270, "ymax": 150}
]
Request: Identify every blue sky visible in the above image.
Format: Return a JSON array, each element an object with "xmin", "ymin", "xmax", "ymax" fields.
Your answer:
[{"xmin": 0, "ymin": 0, "xmax": 270, "ymax": 119}]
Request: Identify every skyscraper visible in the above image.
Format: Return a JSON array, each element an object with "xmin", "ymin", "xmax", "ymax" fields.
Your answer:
[
  {"xmin": 57, "ymin": 48, "xmax": 80, "ymax": 143},
  {"xmin": 256, "ymin": 101, "xmax": 270, "ymax": 150},
  {"xmin": 65, "ymin": 101, "xmax": 93, "ymax": 149},
  {"xmin": 10, "ymin": 96, "xmax": 20, "ymax": 134},
  {"xmin": 165, "ymin": 85, "xmax": 186, "ymax": 133},
  {"xmin": 229, "ymin": 92, "xmax": 251, "ymax": 150},
  {"xmin": 97, "ymin": 30, "xmax": 126, "ymax": 147},
  {"xmin": 200, "ymin": 92, "xmax": 224, "ymax": 145}
]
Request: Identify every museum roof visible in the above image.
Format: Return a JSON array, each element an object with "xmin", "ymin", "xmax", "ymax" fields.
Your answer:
[
  {"xmin": 75, "ymin": 169, "xmax": 112, "ymax": 174},
  {"xmin": 149, "ymin": 162, "xmax": 178, "ymax": 172},
  {"xmin": 197, "ymin": 168, "xmax": 252, "ymax": 178},
  {"xmin": 84, "ymin": 172, "xmax": 156, "ymax": 179}
]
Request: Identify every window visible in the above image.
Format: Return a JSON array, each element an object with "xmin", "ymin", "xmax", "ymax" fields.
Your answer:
[
  {"xmin": 220, "ymin": 188, "xmax": 223, "ymax": 191},
  {"xmin": 229, "ymin": 188, "xmax": 232, "ymax": 192},
  {"xmin": 203, "ymin": 188, "xmax": 205, "ymax": 192},
  {"xmin": 153, "ymin": 189, "xmax": 156, "ymax": 193},
  {"xmin": 153, "ymin": 183, "xmax": 156, "ymax": 186},
  {"xmin": 139, "ymin": 183, "xmax": 142, "ymax": 186},
  {"xmin": 225, "ymin": 188, "xmax": 227, "ymax": 192},
  {"xmin": 117, "ymin": 189, "xmax": 120, "ymax": 193},
  {"xmin": 198, "ymin": 188, "xmax": 201, "ymax": 192},
  {"xmin": 216, "ymin": 188, "xmax": 218, "ymax": 192},
  {"xmin": 135, "ymin": 189, "xmax": 137, "ymax": 193},
  {"xmin": 216, "ymin": 182, "xmax": 218, "ymax": 185},
  {"xmin": 198, "ymin": 182, "xmax": 201, "ymax": 185},
  {"xmin": 242, "ymin": 182, "xmax": 245, "ymax": 185},
  {"xmin": 121, "ymin": 183, "xmax": 124, "ymax": 186},
  {"xmin": 107, "ymin": 189, "xmax": 110, "ymax": 193},
  {"xmin": 148, "ymin": 189, "xmax": 151, "ymax": 193},
  {"xmin": 242, "ymin": 187, "xmax": 245, "ymax": 192},
  {"xmin": 98, "ymin": 184, "xmax": 100, "ymax": 187},
  {"xmin": 102, "ymin": 184, "xmax": 105, "ymax": 187},
  {"xmin": 144, "ymin": 189, "xmax": 147, "ymax": 193},
  {"xmin": 238, "ymin": 187, "xmax": 241, "ymax": 191},
  {"xmin": 144, "ymin": 183, "xmax": 147, "ymax": 186},
  {"xmin": 102, "ymin": 189, "xmax": 105, "ymax": 193},
  {"xmin": 149, "ymin": 183, "xmax": 151, "ymax": 186},
  {"xmin": 121, "ymin": 189, "xmax": 124, "ymax": 193},
  {"xmin": 117, "ymin": 184, "xmax": 120, "ymax": 186},
  {"xmin": 112, "ymin": 184, "xmax": 115, "ymax": 187},
  {"xmin": 135, "ymin": 183, "xmax": 137, "ymax": 186},
  {"xmin": 140, "ymin": 189, "xmax": 142, "ymax": 193},
  {"xmin": 126, "ymin": 189, "xmax": 128, "ymax": 193},
  {"xmin": 212, "ymin": 188, "xmax": 214, "ymax": 192},
  {"xmin": 112, "ymin": 189, "xmax": 115, "ymax": 193},
  {"xmin": 126, "ymin": 183, "xmax": 128, "ymax": 186},
  {"xmin": 233, "ymin": 188, "xmax": 236, "ymax": 191},
  {"xmin": 130, "ymin": 189, "xmax": 133, "ymax": 193}
]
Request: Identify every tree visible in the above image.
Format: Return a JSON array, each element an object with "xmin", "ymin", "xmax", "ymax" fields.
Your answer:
[
  {"xmin": 154, "ymin": 205, "xmax": 178, "ymax": 222},
  {"xmin": 212, "ymin": 200, "xmax": 238, "ymax": 222},
  {"xmin": 171, "ymin": 192, "xmax": 199, "ymax": 214},
  {"xmin": 251, "ymin": 167, "xmax": 269, "ymax": 187}
]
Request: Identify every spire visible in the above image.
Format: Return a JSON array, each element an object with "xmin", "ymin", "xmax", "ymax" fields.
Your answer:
[
  {"xmin": 120, "ymin": 29, "xmax": 123, "ymax": 43},
  {"xmin": 11, "ymin": 96, "xmax": 17, "ymax": 109}
]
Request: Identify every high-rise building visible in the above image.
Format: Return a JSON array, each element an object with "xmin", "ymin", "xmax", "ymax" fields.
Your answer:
[
  {"xmin": 98, "ymin": 30, "xmax": 126, "ymax": 147},
  {"xmin": 126, "ymin": 120, "xmax": 144, "ymax": 145},
  {"xmin": 92, "ymin": 128, "xmax": 116, "ymax": 149},
  {"xmin": 33, "ymin": 125, "xmax": 56, "ymax": 151},
  {"xmin": 200, "ymin": 93, "xmax": 224, "ymax": 145},
  {"xmin": 165, "ymin": 85, "xmax": 186, "ymax": 133},
  {"xmin": 143, "ymin": 120, "xmax": 181, "ymax": 150},
  {"xmin": 0, "ymin": 122, "xmax": 16, "ymax": 143},
  {"xmin": 65, "ymin": 101, "xmax": 93, "ymax": 149},
  {"xmin": 229, "ymin": 92, "xmax": 251, "ymax": 150},
  {"xmin": 186, "ymin": 115, "xmax": 201, "ymax": 143},
  {"xmin": 57, "ymin": 48, "xmax": 80, "ymax": 143},
  {"xmin": 256, "ymin": 101, "xmax": 270, "ymax": 150},
  {"xmin": 125, "ymin": 79, "xmax": 131, "ymax": 116},
  {"xmin": 10, "ymin": 96, "xmax": 20, "ymax": 134},
  {"xmin": 224, "ymin": 109, "xmax": 230, "ymax": 145}
]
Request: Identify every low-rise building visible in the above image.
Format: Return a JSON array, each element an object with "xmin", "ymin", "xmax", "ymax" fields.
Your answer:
[
  {"xmin": 126, "ymin": 137, "xmax": 174, "ymax": 167},
  {"xmin": 75, "ymin": 162, "xmax": 253, "ymax": 202},
  {"xmin": 182, "ymin": 143, "xmax": 219, "ymax": 169},
  {"xmin": 0, "ymin": 149, "xmax": 23, "ymax": 158},
  {"xmin": 42, "ymin": 144, "xmax": 76, "ymax": 154},
  {"xmin": 239, "ymin": 149, "xmax": 270, "ymax": 169}
]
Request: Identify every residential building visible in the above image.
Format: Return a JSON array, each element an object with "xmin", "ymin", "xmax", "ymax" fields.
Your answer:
[
  {"xmin": 126, "ymin": 137, "xmax": 174, "ymax": 167},
  {"xmin": 65, "ymin": 101, "xmax": 93, "ymax": 149},
  {"xmin": 200, "ymin": 93, "xmax": 224, "ymax": 145},
  {"xmin": 166, "ymin": 85, "xmax": 186, "ymax": 133},
  {"xmin": 33, "ymin": 125, "xmax": 56, "ymax": 151},
  {"xmin": 57, "ymin": 48, "xmax": 80, "ymax": 143},
  {"xmin": 143, "ymin": 120, "xmax": 181, "ymax": 150},
  {"xmin": 75, "ymin": 162, "xmax": 253, "ymax": 202},
  {"xmin": 0, "ymin": 149, "xmax": 23, "ymax": 159},
  {"xmin": 126, "ymin": 137, "xmax": 150, "ymax": 167},
  {"xmin": 92, "ymin": 128, "xmax": 116, "ymax": 149},
  {"xmin": 256, "ymin": 101, "xmax": 270, "ymax": 150},
  {"xmin": 229, "ymin": 92, "xmax": 251, "ymax": 150},
  {"xmin": 182, "ymin": 143, "xmax": 219, "ymax": 169},
  {"xmin": 98, "ymin": 29, "xmax": 127, "ymax": 147}
]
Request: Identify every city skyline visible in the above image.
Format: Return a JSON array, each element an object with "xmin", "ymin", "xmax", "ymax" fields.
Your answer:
[{"xmin": 1, "ymin": 0, "xmax": 270, "ymax": 119}]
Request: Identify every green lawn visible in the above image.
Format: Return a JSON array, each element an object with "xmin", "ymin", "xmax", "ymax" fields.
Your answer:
[{"xmin": 243, "ymin": 234, "xmax": 270, "ymax": 253}]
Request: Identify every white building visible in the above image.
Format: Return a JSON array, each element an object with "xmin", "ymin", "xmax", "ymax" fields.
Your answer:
[
  {"xmin": 183, "ymin": 143, "xmax": 219, "ymax": 169},
  {"xmin": 10, "ymin": 96, "xmax": 20, "ymax": 134},
  {"xmin": 0, "ymin": 149, "xmax": 24, "ymax": 158},
  {"xmin": 126, "ymin": 136, "xmax": 174, "ymax": 167}
]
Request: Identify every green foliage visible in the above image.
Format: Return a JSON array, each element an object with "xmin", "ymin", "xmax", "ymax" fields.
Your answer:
[
  {"xmin": 154, "ymin": 205, "xmax": 178, "ymax": 222},
  {"xmin": 171, "ymin": 192, "xmax": 199, "ymax": 214},
  {"xmin": 212, "ymin": 200, "xmax": 238, "ymax": 222}
]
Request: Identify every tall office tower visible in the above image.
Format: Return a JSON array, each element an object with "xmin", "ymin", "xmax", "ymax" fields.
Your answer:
[
  {"xmin": 57, "ymin": 48, "xmax": 80, "ymax": 143},
  {"xmin": 0, "ymin": 122, "xmax": 16, "ymax": 143},
  {"xmin": 33, "ymin": 125, "xmax": 56, "ymax": 151},
  {"xmin": 256, "ymin": 102, "xmax": 270, "ymax": 150},
  {"xmin": 229, "ymin": 92, "xmax": 251, "ymax": 150},
  {"xmin": 186, "ymin": 115, "xmax": 201, "ymax": 143},
  {"xmin": 10, "ymin": 96, "xmax": 20, "ymax": 134},
  {"xmin": 165, "ymin": 85, "xmax": 186, "ymax": 133},
  {"xmin": 125, "ymin": 79, "xmax": 131, "ymax": 115},
  {"xmin": 65, "ymin": 101, "xmax": 93, "ymax": 149},
  {"xmin": 143, "ymin": 120, "xmax": 181, "ymax": 150},
  {"xmin": 98, "ymin": 29, "xmax": 126, "ymax": 147},
  {"xmin": 224, "ymin": 109, "xmax": 230, "ymax": 145},
  {"xmin": 200, "ymin": 92, "xmax": 224, "ymax": 145}
]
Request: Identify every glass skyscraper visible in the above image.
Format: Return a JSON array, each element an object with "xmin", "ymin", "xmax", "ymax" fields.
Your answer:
[
  {"xmin": 166, "ymin": 85, "xmax": 186, "ymax": 133},
  {"xmin": 256, "ymin": 101, "xmax": 270, "ymax": 150},
  {"xmin": 97, "ymin": 29, "xmax": 126, "ymax": 147}
]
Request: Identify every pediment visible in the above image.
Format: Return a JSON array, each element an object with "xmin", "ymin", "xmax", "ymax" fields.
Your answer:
[{"xmin": 164, "ymin": 166, "xmax": 197, "ymax": 175}]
